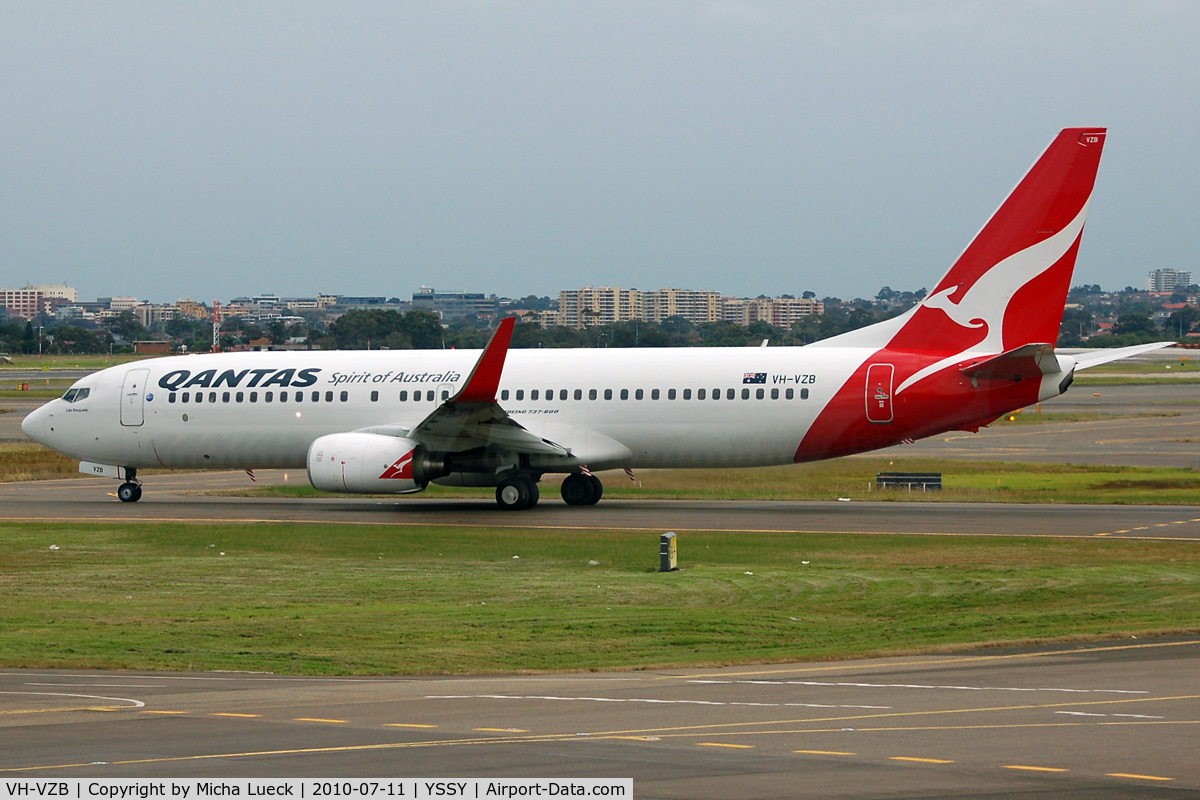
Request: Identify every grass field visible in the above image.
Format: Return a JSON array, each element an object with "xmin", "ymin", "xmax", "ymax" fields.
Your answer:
[{"xmin": 1, "ymin": 521, "xmax": 1196, "ymax": 675}]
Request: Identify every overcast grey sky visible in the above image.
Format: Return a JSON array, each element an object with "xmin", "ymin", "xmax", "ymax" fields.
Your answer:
[{"xmin": 2, "ymin": 1, "xmax": 1196, "ymax": 304}]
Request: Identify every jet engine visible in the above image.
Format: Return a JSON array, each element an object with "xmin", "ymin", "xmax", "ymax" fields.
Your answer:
[{"xmin": 307, "ymin": 432, "xmax": 445, "ymax": 494}]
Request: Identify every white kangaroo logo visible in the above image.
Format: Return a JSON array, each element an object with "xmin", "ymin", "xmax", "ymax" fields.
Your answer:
[{"xmin": 895, "ymin": 197, "xmax": 1090, "ymax": 395}]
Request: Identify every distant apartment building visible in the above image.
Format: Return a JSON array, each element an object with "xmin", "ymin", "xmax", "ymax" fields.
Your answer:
[
  {"xmin": 722, "ymin": 296, "xmax": 824, "ymax": 327},
  {"xmin": 175, "ymin": 299, "xmax": 210, "ymax": 319},
  {"xmin": 135, "ymin": 303, "xmax": 179, "ymax": 328},
  {"xmin": 556, "ymin": 287, "xmax": 643, "ymax": 328},
  {"xmin": 642, "ymin": 288, "xmax": 722, "ymax": 324},
  {"xmin": 412, "ymin": 286, "xmax": 501, "ymax": 320},
  {"xmin": 1148, "ymin": 269, "xmax": 1192, "ymax": 293},
  {"xmin": 554, "ymin": 286, "xmax": 821, "ymax": 329}
]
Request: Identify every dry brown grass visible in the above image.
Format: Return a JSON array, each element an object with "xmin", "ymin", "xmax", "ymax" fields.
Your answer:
[{"xmin": 0, "ymin": 442, "xmax": 81, "ymax": 482}]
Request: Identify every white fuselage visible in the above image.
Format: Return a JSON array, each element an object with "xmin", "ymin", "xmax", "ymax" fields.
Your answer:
[{"xmin": 23, "ymin": 345, "xmax": 868, "ymax": 472}]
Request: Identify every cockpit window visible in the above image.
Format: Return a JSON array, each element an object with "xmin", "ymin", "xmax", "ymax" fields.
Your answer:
[{"xmin": 62, "ymin": 387, "xmax": 90, "ymax": 403}]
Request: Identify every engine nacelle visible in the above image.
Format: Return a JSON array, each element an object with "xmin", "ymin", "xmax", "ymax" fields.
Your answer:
[{"xmin": 307, "ymin": 432, "xmax": 444, "ymax": 494}]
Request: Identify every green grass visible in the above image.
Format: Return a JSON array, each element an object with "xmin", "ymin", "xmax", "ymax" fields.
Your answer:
[
  {"xmin": 220, "ymin": 458, "xmax": 1200, "ymax": 505},
  {"xmin": 0, "ymin": 521, "xmax": 1196, "ymax": 675},
  {"xmin": 0, "ymin": 442, "xmax": 81, "ymax": 482},
  {"xmin": 0, "ymin": 354, "xmax": 152, "ymax": 370}
]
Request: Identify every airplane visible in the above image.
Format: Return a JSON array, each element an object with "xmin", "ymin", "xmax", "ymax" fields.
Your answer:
[{"xmin": 21, "ymin": 127, "xmax": 1172, "ymax": 510}]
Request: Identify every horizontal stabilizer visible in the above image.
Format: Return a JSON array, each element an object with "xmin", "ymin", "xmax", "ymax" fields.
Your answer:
[
  {"xmin": 1072, "ymin": 342, "xmax": 1176, "ymax": 370},
  {"xmin": 959, "ymin": 343, "xmax": 1061, "ymax": 383}
]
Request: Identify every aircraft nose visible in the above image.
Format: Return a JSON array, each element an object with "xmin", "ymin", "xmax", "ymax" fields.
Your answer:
[{"xmin": 21, "ymin": 404, "xmax": 47, "ymax": 443}]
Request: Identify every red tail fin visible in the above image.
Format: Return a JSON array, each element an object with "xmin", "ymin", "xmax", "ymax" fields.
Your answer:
[{"xmin": 896, "ymin": 128, "xmax": 1106, "ymax": 355}]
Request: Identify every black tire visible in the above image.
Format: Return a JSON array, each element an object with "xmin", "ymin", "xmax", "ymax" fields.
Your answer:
[
  {"xmin": 560, "ymin": 473, "xmax": 593, "ymax": 506},
  {"xmin": 117, "ymin": 483, "xmax": 140, "ymax": 503},
  {"xmin": 496, "ymin": 477, "xmax": 531, "ymax": 510},
  {"xmin": 525, "ymin": 480, "xmax": 539, "ymax": 508},
  {"xmin": 585, "ymin": 474, "xmax": 603, "ymax": 505}
]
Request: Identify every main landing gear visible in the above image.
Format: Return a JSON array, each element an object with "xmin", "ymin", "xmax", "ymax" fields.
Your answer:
[
  {"xmin": 560, "ymin": 472, "xmax": 602, "ymax": 506},
  {"xmin": 495, "ymin": 474, "xmax": 540, "ymax": 510},
  {"xmin": 117, "ymin": 468, "xmax": 142, "ymax": 503}
]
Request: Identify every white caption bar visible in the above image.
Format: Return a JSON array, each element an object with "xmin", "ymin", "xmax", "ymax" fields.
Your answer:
[{"xmin": 0, "ymin": 781, "xmax": 632, "ymax": 800}]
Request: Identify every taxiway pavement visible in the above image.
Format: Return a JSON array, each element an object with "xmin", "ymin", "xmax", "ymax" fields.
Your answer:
[{"xmin": 2, "ymin": 639, "xmax": 1198, "ymax": 797}]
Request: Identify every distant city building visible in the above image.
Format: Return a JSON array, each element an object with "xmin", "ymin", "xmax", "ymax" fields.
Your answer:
[
  {"xmin": 642, "ymin": 288, "xmax": 722, "ymax": 325},
  {"xmin": 556, "ymin": 287, "xmax": 643, "ymax": 328},
  {"xmin": 1148, "ymin": 269, "xmax": 1192, "ymax": 293},
  {"xmin": 554, "ymin": 286, "xmax": 821, "ymax": 329},
  {"xmin": 722, "ymin": 296, "xmax": 824, "ymax": 326},
  {"xmin": 29, "ymin": 284, "xmax": 77, "ymax": 303},
  {"xmin": 412, "ymin": 286, "xmax": 501, "ymax": 320},
  {"xmin": 174, "ymin": 299, "xmax": 210, "ymax": 319},
  {"xmin": 1, "ymin": 288, "xmax": 47, "ymax": 320}
]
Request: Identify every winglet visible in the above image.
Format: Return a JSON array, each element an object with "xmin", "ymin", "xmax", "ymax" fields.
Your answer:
[{"xmin": 450, "ymin": 317, "xmax": 516, "ymax": 404}]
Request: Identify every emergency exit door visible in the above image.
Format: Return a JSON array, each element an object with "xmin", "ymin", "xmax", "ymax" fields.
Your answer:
[{"xmin": 865, "ymin": 363, "xmax": 894, "ymax": 424}]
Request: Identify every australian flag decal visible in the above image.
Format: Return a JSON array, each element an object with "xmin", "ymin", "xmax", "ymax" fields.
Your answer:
[{"xmin": 742, "ymin": 372, "xmax": 767, "ymax": 384}]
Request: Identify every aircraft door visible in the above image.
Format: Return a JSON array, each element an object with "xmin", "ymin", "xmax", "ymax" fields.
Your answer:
[
  {"xmin": 865, "ymin": 363, "xmax": 894, "ymax": 424},
  {"xmin": 120, "ymin": 368, "xmax": 150, "ymax": 427}
]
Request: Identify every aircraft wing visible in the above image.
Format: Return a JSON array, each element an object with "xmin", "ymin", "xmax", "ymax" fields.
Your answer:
[
  {"xmin": 363, "ymin": 317, "xmax": 570, "ymax": 457},
  {"xmin": 1071, "ymin": 342, "xmax": 1177, "ymax": 370}
]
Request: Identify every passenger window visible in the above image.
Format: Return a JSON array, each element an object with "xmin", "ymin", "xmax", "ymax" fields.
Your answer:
[
  {"xmin": 546, "ymin": 389, "xmax": 553, "ymax": 400},
  {"xmin": 771, "ymin": 388, "xmax": 779, "ymax": 400},
  {"xmin": 573, "ymin": 389, "xmax": 581, "ymax": 401},
  {"xmin": 682, "ymin": 389, "xmax": 690, "ymax": 400},
  {"xmin": 560, "ymin": 389, "xmax": 568, "ymax": 401},
  {"xmin": 441, "ymin": 390, "xmax": 450, "ymax": 400},
  {"xmin": 651, "ymin": 389, "xmax": 660, "ymax": 400},
  {"xmin": 399, "ymin": 390, "xmax": 408, "ymax": 401},
  {"xmin": 236, "ymin": 391, "xmax": 244, "ymax": 403},
  {"xmin": 501, "ymin": 389, "xmax": 509, "ymax": 401},
  {"xmin": 222, "ymin": 392, "xmax": 231, "ymax": 403},
  {"xmin": 182, "ymin": 391, "xmax": 190, "ymax": 403},
  {"xmin": 800, "ymin": 388, "xmax": 809, "ymax": 400},
  {"xmin": 279, "ymin": 392, "xmax": 287, "ymax": 403},
  {"xmin": 726, "ymin": 388, "xmax": 735, "ymax": 400},
  {"xmin": 325, "ymin": 391, "xmax": 333, "ymax": 402},
  {"xmin": 697, "ymin": 388, "xmax": 706, "ymax": 400},
  {"xmin": 786, "ymin": 388, "xmax": 794, "ymax": 400},
  {"xmin": 169, "ymin": 392, "xmax": 176, "ymax": 404},
  {"xmin": 371, "ymin": 390, "xmax": 379, "ymax": 402},
  {"xmin": 756, "ymin": 388, "xmax": 764, "ymax": 400},
  {"xmin": 620, "ymin": 389, "xmax": 629, "ymax": 400},
  {"xmin": 635, "ymin": 389, "xmax": 644, "ymax": 400},
  {"xmin": 312, "ymin": 391, "xmax": 320, "ymax": 402},
  {"xmin": 195, "ymin": 392, "xmax": 203, "ymax": 403},
  {"xmin": 531, "ymin": 390, "xmax": 540, "ymax": 401},
  {"xmin": 604, "ymin": 389, "xmax": 612, "ymax": 400},
  {"xmin": 209, "ymin": 392, "xmax": 217, "ymax": 403},
  {"xmin": 265, "ymin": 391, "xmax": 273, "ymax": 402},
  {"xmin": 295, "ymin": 391, "xmax": 303, "ymax": 402},
  {"xmin": 250, "ymin": 392, "xmax": 257, "ymax": 403},
  {"xmin": 588, "ymin": 389, "xmax": 597, "ymax": 400},
  {"xmin": 516, "ymin": 389, "xmax": 524, "ymax": 400},
  {"xmin": 742, "ymin": 388, "xmax": 750, "ymax": 400},
  {"xmin": 341, "ymin": 391, "xmax": 349, "ymax": 402},
  {"xmin": 426, "ymin": 390, "xmax": 434, "ymax": 401},
  {"xmin": 669, "ymin": 389, "xmax": 677, "ymax": 400}
]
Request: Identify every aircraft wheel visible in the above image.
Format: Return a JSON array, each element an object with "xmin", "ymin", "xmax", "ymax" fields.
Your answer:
[
  {"xmin": 496, "ymin": 476, "xmax": 533, "ymax": 510},
  {"xmin": 117, "ymin": 482, "xmax": 142, "ymax": 503},
  {"xmin": 585, "ymin": 475, "xmax": 603, "ymax": 505},
  {"xmin": 560, "ymin": 473, "xmax": 593, "ymax": 506}
]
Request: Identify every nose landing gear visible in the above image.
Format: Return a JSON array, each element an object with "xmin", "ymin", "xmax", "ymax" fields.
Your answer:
[{"xmin": 116, "ymin": 467, "xmax": 142, "ymax": 503}]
